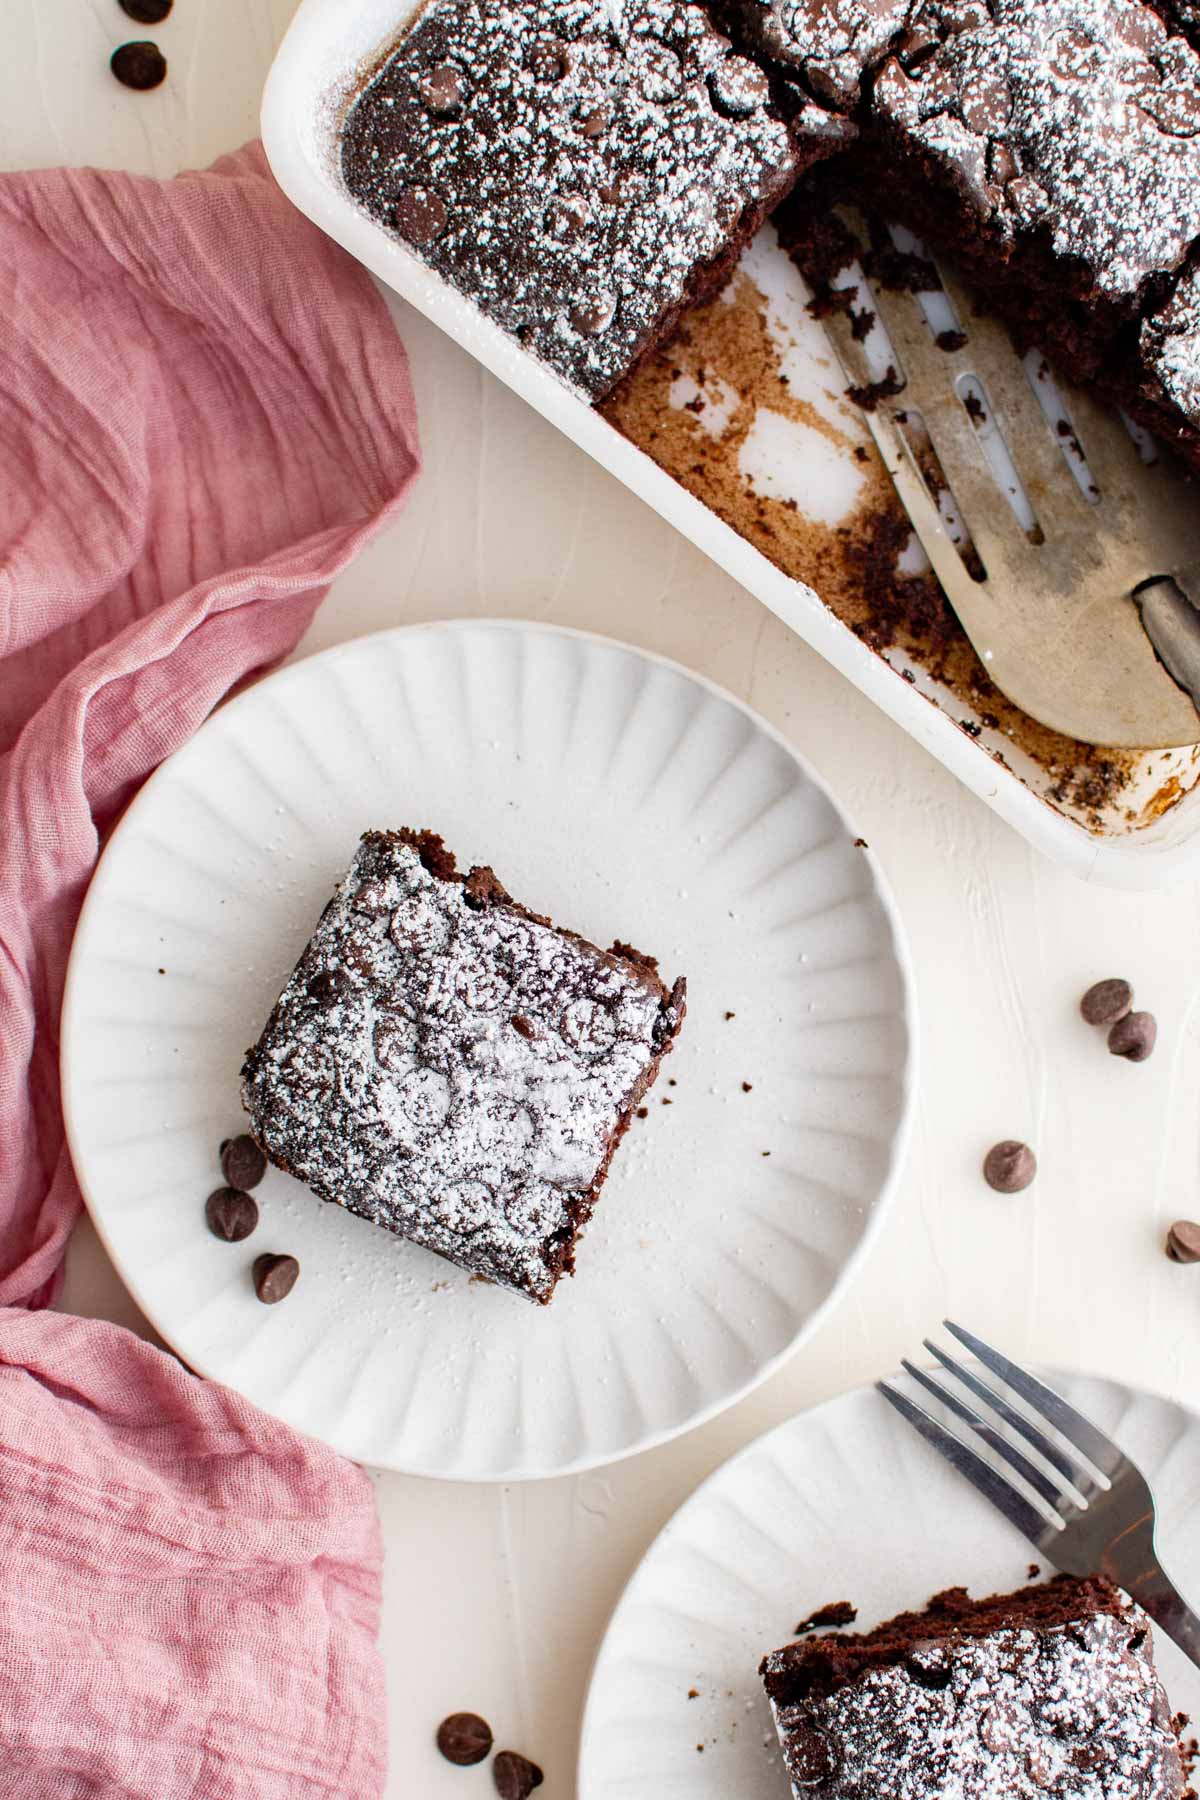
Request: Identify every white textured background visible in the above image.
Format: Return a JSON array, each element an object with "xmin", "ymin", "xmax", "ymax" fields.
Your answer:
[{"xmin": 6, "ymin": 2, "xmax": 1200, "ymax": 1794}]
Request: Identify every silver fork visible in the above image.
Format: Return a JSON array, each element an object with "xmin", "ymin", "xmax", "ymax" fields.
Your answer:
[{"xmin": 878, "ymin": 1320, "xmax": 1200, "ymax": 1668}]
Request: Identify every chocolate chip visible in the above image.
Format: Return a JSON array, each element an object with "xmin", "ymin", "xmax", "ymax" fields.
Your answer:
[
  {"xmin": 578, "ymin": 105, "xmax": 609, "ymax": 139},
  {"xmin": 983, "ymin": 1140, "xmax": 1037, "ymax": 1193},
  {"xmin": 111, "ymin": 41, "xmax": 167, "ymax": 89},
  {"xmin": 119, "ymin": 0, "xmax": 172, "ymax": 20},
  {"xmin": 205, "ymin": 1187, "xmax": 259, "ymax": 1243},
  {"xmin": 307, "ymin": 967, "xmax": 349, "ymax": 1007},
  {"xmin": 1166, "ymin": 1221, "xmax": 1200, "ymax": 1263},
  {"xmin": 394, "ymin": 186, "xmax": 448, "ymax": 247},
  {"xmin": 636, "ymin": 38, "xmax": 683, "ymax": 104},
  {"xmin": 545, "ymin": 195, "xmax": 588, "ymax": 241},
  {"xmin": 420, "ymin": 63, "xmax": 465, "ymax": 117},
  {"xmin": 220, "ymin": 1134, "xmax": 267, "ymax": 1191},
  {"xmin": 571, "ymin": 293, "xmax": 615, "ymax": 335},
  {"xmin": 436, "ymin": 1713, "xmax": 493, "ymax": 1766},
  {"xmin": 493, "ymin": 1752, "xmax": 543, "ymax": 1799},
  {"xmin": 528, "ymin": 38, "xmax": 570, "ymax": 81},
  {"xmin": 707, "ymin": 55, "xmax": 771, "ymax": 117},
  {"xmin": 511, "ymin": 1014, "xmax": 536, "ymax": 1040},
  {"xmin": 1108, "ymin": 1010, "xmax": 1157, "ymax": 1061},
  {"xmin": 253, "ymin": 1253, "xmax": 299, "ymax": 1304},
  {"xmin": 784, "ymin": 1723, "xmax": 838, "ymax": 1784},
  {"xmin": 1080, "ymin": 977, "xmax": 1133, "ymax": 1027}
]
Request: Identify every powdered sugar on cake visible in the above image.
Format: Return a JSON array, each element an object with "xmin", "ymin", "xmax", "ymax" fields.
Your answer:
[
  {"xmin": 765, "ymin": 1604, "xmax": 1183, "ymax": 1798},
  {"xmin": 872, "ymin": 0, "xmax": 1200, "ymax": 304},
  {"xmin": 338, "ymin": 0, "xmax": 801, "ymax": 397},
  {"xmin": 241, "ymin": 832, "xmax": 684, "ymax": 1301}
]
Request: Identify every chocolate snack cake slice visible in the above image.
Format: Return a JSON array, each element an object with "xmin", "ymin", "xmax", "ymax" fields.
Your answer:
[
  {"xmin": 241, "ymin": 830, "xmax": 686, "ymax": 1302},
  {"xmin": 761, "ymin": 1575, "xmax": 1186, "ymax": 1797},
  {"xmin": 338, "ymin": 0, "xmax": 848, "ymax": 400}
]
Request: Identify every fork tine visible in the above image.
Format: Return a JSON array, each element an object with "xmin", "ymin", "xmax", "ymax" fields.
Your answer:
[
  {"xmin": 877, "ymin": 1380, "xmax": 1058, "ymax": 1546},
  {"xmin": 901, "ymin": 1360, "xmax": 1068, "ymax": 1511},
  {"xmin": 943, "ymin": 1322, "xmax": 1123, "ymax": 1480},
  {"xmin": 924, "ymin": 1341, "xmax": 1089, "ymax": 1489}
]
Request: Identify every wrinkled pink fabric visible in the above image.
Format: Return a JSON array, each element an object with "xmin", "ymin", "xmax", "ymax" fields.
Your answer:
[
  {"xmin": 0, "ymin": 1308, "xmax": 386, "ymax": 1798},
  {"xmin": 0, "ymin": 141, "xmax": 420, "ymax": 1795},
  {"xmin": 0, "ymin": 142, "xmax": 419, "ymax": 1309}
]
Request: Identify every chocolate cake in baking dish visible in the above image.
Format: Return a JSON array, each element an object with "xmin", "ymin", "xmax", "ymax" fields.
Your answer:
[
  {"xmin": 241, "ymin": 829, "xmax": 686, "ymax": 1302},
  {"xmin": 339, "ymin": 0, "xmax": 1200, "ymax": 472}
]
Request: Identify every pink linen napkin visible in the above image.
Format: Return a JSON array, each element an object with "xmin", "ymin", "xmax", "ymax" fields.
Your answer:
[
  {"xmin": 0, "ymin": 141, "xmax": 419, "ymax": 1310},
  {"xmin": 0, "ymin": 1307, "xmax": 386, "ymax": 1798},
  {"xmin": 0, "ymin": 141, "xmax": 421, "ymax": 1795}
]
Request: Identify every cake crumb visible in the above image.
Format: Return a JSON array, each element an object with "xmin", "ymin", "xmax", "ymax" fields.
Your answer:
[{"xmin": 795, "ymin": 1600, "xmax": 858, "ymax": 1636}]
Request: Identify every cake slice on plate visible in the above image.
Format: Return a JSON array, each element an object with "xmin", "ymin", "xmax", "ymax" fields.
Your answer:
[
  {"xmin": 241, "ymin": 828, "xmax": 686, "ymax": 1302},
  {"xmin": 760, "ymin": 1575, "xmax": 1187, "ymax": 1796}
]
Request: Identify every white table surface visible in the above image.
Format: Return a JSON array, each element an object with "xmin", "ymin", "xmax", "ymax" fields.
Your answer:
[{"xmin": 8, "ymin": 3, "xmax": 1200, "ymax": 1794}]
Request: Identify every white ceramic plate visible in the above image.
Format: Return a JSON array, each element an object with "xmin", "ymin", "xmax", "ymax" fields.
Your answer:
[
  {"xmin": 578, "ymin": 1371, "xmax": 1200, "ymax": 1796},
  {"xmin": 62, "ymin": 621, "xmax": 913, "ymax": 1478}
]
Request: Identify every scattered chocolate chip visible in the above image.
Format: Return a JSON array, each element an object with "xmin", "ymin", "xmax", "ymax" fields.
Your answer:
[
  {"xmin": 707, "ymin": 55, "xmax": 770, "ymax": 118},
  {"xmin": 936, "ymin": 329, "xmax": 968, "ymax": 353},
  {"xmin": 205, "ymin": 1187, "xmax": 259, "ymax": 1243},
  {"xmin": 853, "ymin": 837, "xmax": 869, "ymax": 848},
  {"xmin": 220, "ymin": 1134, "xmax": 267, "ymax": 1191},
  {"xmin": 983, "ymin": 1140, "xmax": 1037, "ymax": 1193},
  {"xmin": 492, "ymin": 1750, "xmax": 543, "ymax": 1798},
  {"xmin": 578, "ymin": 105, "xmax": 609, "ymax": 139},
  {"xmin": 570, "ymin": 293, "xmax": 616, "ymax": 335},
  {"xmin": 795, "ymin": 1600, "xmax": 857, "ymax": 1635},
  {"xmin": 741, "ymin": 1081, "xmax": 753, "ymax": 1092},
  {"xmin": 687, "ymin": 1687, "xmax": 700, "ymax": 1699},
  {"xmin": 724, "ymin": 1010, "xmax": 736, "ymax": 1021},
  {"xmin": 661, "ymin": 1096, "xmax": 672, "ymax": 1105},
  {"xmin": 307, "ymin": 967, "xmax": 349, "ymax": 1007},
  {"xmin": 111, "ymin": 41, "xmax": 167, "ymax": 89},
  {"xmin": 436, "ymin": 1713, "xmax": 493, "ymax": 1766},
  {"xmin": 119, "ymin": 0, "xmax": 172, "ymax": 20},
  {"xmin": 1167, "ymin": 1221, "xmax": 1200, "ymax": 1263},
  {"xmin": 636, "ymin": 1106, "xmax": 649, "ymax": 1118},
  {"xmin": 420, "ymin": 63, "xmax": 465, "ymax": 116},
  {"xmin": 511, "ymin": 1014, "xmax": 536, "ymax": 1040},
  {"xmin": 1027, "ymin": 1563, "xmax": 1041, "ymax": 1580},
  {"xmin": 1108, "ymin": 1010, "xmax": 1157, "ymax": 1062},
  {"xmin": 394, "ymin": 186, "xmax": 448, "ymax": 246},
  {"xmin": 1080, "ymin": 977, "xmax": 1133, "ymax": 1027},
  {"xmin": 253, "ymin": 1253, "xmax": 299, "ymax": 1304}
]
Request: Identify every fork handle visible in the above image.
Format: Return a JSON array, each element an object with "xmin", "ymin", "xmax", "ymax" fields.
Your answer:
[{"xmin": 1125, "ymin": 1562, "xmax": 1200, "ymax": 1670}]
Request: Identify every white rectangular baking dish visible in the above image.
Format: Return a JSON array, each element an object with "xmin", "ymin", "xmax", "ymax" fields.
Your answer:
[{"xmin": 261, "ymin": 0, "xmax": 1200, "ymax": 889}]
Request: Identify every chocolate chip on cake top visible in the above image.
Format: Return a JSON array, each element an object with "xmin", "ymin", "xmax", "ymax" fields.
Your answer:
[
  {"xmin": 871, "ymin": 0, "xmax": 1200, "ymax": 306},
  {"xmin": 339, "ymin": 0, "xmax": 803, "ymax": 398},
  {"xmin": 241, "ymin": 831, "xmax": 685, "ymax": 1302},
  {"xmin": 715, "ymin": 0, "xmax": 912, "ymax": 104}
]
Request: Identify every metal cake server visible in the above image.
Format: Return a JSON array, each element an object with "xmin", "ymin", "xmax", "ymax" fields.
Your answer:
[
  {"xmin": 879, "ymin": 1321, "xmax": 1200, "ymax": 1670},
  {"xmin": 821, "ymin": 228, "xmax": 1200, "ymax": 749}
]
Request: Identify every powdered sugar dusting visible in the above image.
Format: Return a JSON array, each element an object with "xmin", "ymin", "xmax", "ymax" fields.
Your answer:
[
  {"xmin": 338, "ymin": 0, "xmax": 800, "ymax": 397},
  {"xmin": 872, "ymin": 0, "xmax": 1200, "ymax": 303},
  {"xmin": 241, "ymin": 832, "xmax": 685, "ymax": 1302},
  {"xmin": 764, "ymin": 1600, "xmax": 1183, "ymax": 1798}
]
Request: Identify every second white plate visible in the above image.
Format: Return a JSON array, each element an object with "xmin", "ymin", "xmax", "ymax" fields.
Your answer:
[
  {"xmin": 579, "ymin": 1372, "xmax": 1200, "ymax": 1797},
  {"xmin": 62, "ymin": 621, "xmax": 914, "ymax": 1478}
]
